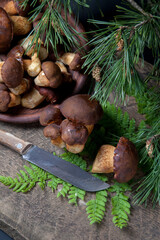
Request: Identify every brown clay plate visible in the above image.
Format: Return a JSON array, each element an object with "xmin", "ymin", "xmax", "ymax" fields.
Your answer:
[
  {"xmin": 0, "ymin": 8, "xmax": 88, "ymax": 124},
  {"xmin": 0, "ymin": 104, "xmax": 49, "ymax": 124}
]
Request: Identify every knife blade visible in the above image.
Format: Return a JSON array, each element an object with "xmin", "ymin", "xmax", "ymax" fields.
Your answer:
[{"xmin": 0, "ymin": 129, "xmax": 110, "ymax": 192}]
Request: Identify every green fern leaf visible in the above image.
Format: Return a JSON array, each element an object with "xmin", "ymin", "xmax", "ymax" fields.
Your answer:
[
  {"xmin": 109, "ymin": 182, "xmax": 131, "ymax": 229},
  {"xmin": 68, "ymin": 186, "xmax": 86, "ymax": 205},
  {"xmin": 86, "ymin": 190, "xmax": 108, "ymax": 224},
  {"xmin": 57, "ymin": 182, "xmax": 71, "ymax": 198}
]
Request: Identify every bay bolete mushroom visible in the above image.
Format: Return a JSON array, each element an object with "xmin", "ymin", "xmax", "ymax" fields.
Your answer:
[
  {"xmin": 1, "ymin": 57, "xmax": 23, "ymax": 88},
  {"xmin": 34, "ymin": 61, "xmax": 62, "ymax": 88},
  {"xmin": 59, "ymin": 94, "xmax": 103, "ymax": 130},
  {"xmin": 59, "ymin": 52, "xmax": 83, "ymax": 71},
  {"xmin": 1, "ymin": 0, "xmax": 30, "ymax": 16},
  {"xmin": 39, "ymin": 105, "xmax": 63, "ymax": 126},
  {"xmin": 0, "ymin": 90, "xmax": 20, "ymax": 112},
  {"xmin": 60, "ymin": 119, "xmax": 89, "ymax": 153},
  {"xmin": 0, "ymin": 7, "xmax": 13, "ymax": 53},
  {"xmin": 43, "ymin": 123, "xmax": 65, "ymax": 148},
  {"xmin": 91, "ymin": 137, "xmax": 139, "ymax": 183}
]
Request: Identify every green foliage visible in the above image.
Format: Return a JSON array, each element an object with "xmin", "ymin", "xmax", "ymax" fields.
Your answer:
[
  {"xmin": 108, "ymin": 182, "xmax": 131, "ymax": 229},
  {"xmin": 18, "ymin": 0, "xmax": 88, "ymax": 56},
  {"xmin": 83, "ymin": 1, "xmax": 160, "ymax": 104},
  {"xmin": 68, "ymin": 186, "xmax": 86, "ymax": 205},
  {"xmin": 86, "ymin": 190, "xmax": 108, "ymax": 224}
]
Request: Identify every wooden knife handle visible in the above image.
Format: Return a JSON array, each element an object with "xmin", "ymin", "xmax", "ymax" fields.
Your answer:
[{"xmin": 0, "ymin": 129, "xmax": 32, "ymax": 155}]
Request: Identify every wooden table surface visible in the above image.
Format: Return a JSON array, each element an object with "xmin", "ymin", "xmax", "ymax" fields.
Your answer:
[{"xmin": 0, "ymin": 95, "xmax": 160, "ymax": 240}]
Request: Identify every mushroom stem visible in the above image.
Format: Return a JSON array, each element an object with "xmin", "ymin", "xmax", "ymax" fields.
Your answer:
[
  {"xmin": 66, "ymin": 143, "xmax": 85, "ymax": 154},
  {"xmin": 8, "ymin": 92, "xmax": 21, "ymax": 107},
  {"xmin": 10, "ymin": 16, "xmax": 32, "ymax": 35},
  {"xmin": 91, "ymin": 145, "xmax": 115, "ymax": 173},
  {"xmin": 21, "ymin": 87, "xmax": 45, "ymax": 109},
  {"xmin": 0, "ymin": 62, "xmax": 4, "ymax": 82},
  {"xmin": 9, "ymin": 78, "xmax": 30, "ymax": 95},
  {"xmin": 23, "ymin": 53, "xmax": 41, "ymax": 77},
  {"xmin": 3, "ymin": 1, "xmax": 18, "ymax": 15},
  {"xmin": 34, "ymin": 70, "xmax": 50, "ymax": 87}
]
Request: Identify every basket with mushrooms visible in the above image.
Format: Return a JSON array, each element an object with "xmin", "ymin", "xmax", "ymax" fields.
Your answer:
[{"xmin": 0, "ymin": 1, "xmax": 87, "ymax": 114}]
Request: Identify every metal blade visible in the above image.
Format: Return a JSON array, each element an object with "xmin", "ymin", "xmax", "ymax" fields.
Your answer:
[{"xmin": 23, "ymin": 146, "xmax": 110, "ymax": 192}]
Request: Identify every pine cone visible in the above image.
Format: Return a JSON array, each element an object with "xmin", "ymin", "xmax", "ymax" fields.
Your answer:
[{"xmin": 92, "ymin": 66, "xmax": 101, "ymax": 82}]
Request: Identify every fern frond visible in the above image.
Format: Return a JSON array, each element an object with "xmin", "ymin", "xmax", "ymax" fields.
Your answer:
[
  {"xmin": 57, "ymin": 182, "xmax": 72, "ymax": 198},
  {"xmin": 86, "ymin": 190, "xmax": 108, "ymax": 224},
  {"xmin": 68, "ymin": 186, "xmax": 86, "ymax": 205},
  {"xmin": 108, "ymin": 182, "xmax": 131, "ymax": 229}
]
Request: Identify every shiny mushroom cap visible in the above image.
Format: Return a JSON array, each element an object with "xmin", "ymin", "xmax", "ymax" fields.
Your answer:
[
  {"xmin": 7, "ymin": 45, "xmax": 24, "ymax": 66},
  {"xmin": 0, "ymin": 7, "xmax": 13, "ymax": 53},
  {"xmin": 42, "ymin": 61, "xmax": 62, "ymax": 88},
  {"xmin": 60, "ymin": 94, "xmax": 103, "ymax": 125},
  {"xmin": 39, "ymin": 105, "xmax": 63, "ymax": 126},
  {"xmin": 1, "ymin": 57, "xmax": 23, "ymax": 88},
  {"xmin": 113, "ymin": 137, "xmax": 139, "ymax": 183},
  {"xmin": 43, "ymin": 123, "xmax": 61, "ymax": 140},
  {"xmin": 60, "ymin": 119, "xmax": 88, "ymax": 145}
]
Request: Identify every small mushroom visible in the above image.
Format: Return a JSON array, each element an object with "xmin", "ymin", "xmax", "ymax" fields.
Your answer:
[
  {"xmin": 7, "ymin": 45, "xmax": 24, "ymax": 67},
  {"xmin": 0, "ymin": 90, "xmax": 21, "ymax": 112},
  {"xmin": 21, "ymin": 87, "xmax": 45, "ymax": 109},
  {"xmin": 1, "ymin": 57, "xmax": 23, "ymax": 88},
  {"xmin": 55, "ymin": 61, "xmax": 72, "ymax": 83},
  {"xmin": 10, "ymin": 15, "xmax": 32, "ymax": 35},
  {"xmin": 34, "ymin": 61, "xmax": 62, "ymax": 88},
  {"xmin": 35, "ymin": 86, "xmax": 59, "ymax": 104},
  {"xmin": 0, "ymin": 7, "xmax": 13, "ymax": 53},
  {"xmin": 43, "ymin": 123, "xmax": 65, "ymax": 148},
  {"xmin": 59, "ymin": 52, "xmax": 83, "ymax": 71},
  {"xmin": 92, "ymin": 137, "xmax": 139, "ymax": 183},
  {"xmin": 39, "ymin": 105, "xmax": 63, "ymax": 126},
  {"xmin": 23, "ymin": 52, "xmax": 41, "ymax": 77},
  {"xmin": 19, "ymin": 35, "xmax": 48, "ymax": 60},
  {"xmin": 2, "ymin": 0, "xmax": 30, "ymax": 16},
  {"xmin": 9, "ymin": 77, "xmax": 31, "ymax": 95},
  {"xmin": 60, "ymin": 119, "xmax": 89, "ymax": 153}
]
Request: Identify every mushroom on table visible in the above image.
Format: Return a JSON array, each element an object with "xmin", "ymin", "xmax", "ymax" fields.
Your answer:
[
  {"xmin": 92, "ymin": 137, "xmax": 139, "ymax": 183},
  {"xmin": 42, "ymin": 94, "xmax": 103, "ymax": 153}
]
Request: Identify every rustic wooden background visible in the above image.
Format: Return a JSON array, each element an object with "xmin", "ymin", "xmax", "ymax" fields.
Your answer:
[{"xmin": 0, "ymin": 93, "xmax": 160, "ymax": 240}]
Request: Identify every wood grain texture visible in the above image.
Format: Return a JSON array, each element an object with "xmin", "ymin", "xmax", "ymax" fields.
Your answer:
[{"xmin": 0, "ymin": 104, "xmax": 160, "ymax": 240}]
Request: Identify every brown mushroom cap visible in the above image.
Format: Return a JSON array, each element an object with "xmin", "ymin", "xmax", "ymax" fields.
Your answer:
[
  {"xmin": 42, "ymin": 61, "xmax": 62, "ymax": 88},
  {"xmin": 39, "ymin": 105, "xmax": 63, "ymax": 126},
  {"xmin": 1, "ymin": 57, "xmax": 23, "ymax": 88},
  {"xmin": 0, "ymin": 82, "xmax": 8, "ymax": 91},
  {"xmin": 60, "ymin": 119, "xmax": 88, "ymax": 145},
  {"xmin": 60, "ymin": 94, "xmax": 103, "ymax": 125},
  {"xmin": 7, "ymin": 45, "xmax": 24, "ymax": 65},
  {"xmin": 43, "ymin": 123, "xmax": 61, "ymax": 140},
  {"xmin": 0, "ymin": 90, "xmax": 10, "ymax": 112},
  {"xmin": 0, "ymin": 7, "xmax": 13, "ymax": 53},
  {"xmin": 113, "ymin": 137, "xmax": 138, "ymax": 183}
]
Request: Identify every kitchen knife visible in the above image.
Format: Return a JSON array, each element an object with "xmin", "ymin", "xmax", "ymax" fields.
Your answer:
[{"xmin": 0, "ymin": 129, "xmax": 110, "ymax": 192}]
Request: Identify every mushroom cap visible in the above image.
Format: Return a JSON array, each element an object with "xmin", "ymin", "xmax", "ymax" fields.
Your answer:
[
  {"xmin": 0, "ymin": 90, "xmax": 10, "ymax": 112},
  {"xmin": 113, "ymin": 137, "xmax": 139, "ymax": 183},
  {"xmin": 0, "ymin": 7, "xmax": 13, "ymax": 53},
  {"xmin": 60, "ymin": 119, "xmax": 88, "ymax": 145},
  {"xmin": 42, "ymin": 61, "xmax": 62, "ymax": 88},
  {"xmin": 1, "ymin": 57, "xmax": 23, "ymax": 88},
  {"xmin": 7, "ymin": 45, "xmax": 24, "ymax": 66},
  {"xmin": 43, "ymin": 123, "xmax": 61, "ymax": 140},
  {"xmin": 0, "ymin": 82, "xmax": 8, "ymax": 91},
  {"xmin": 39, "ymin": 105, "xmax": 62, "ymax": 126},
  {"xmin": 60, "ymin": 94, "xmax": 103, "ymax": 125}
]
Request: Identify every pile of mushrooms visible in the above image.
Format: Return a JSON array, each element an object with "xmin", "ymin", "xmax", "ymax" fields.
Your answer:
[
  {"xmin": 0, "ymin": 1, "xmax": 87, "ymax": 112},
  {"xmin": 40, "ymin": 94, "xmax": 103, "ymax": 153}
]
